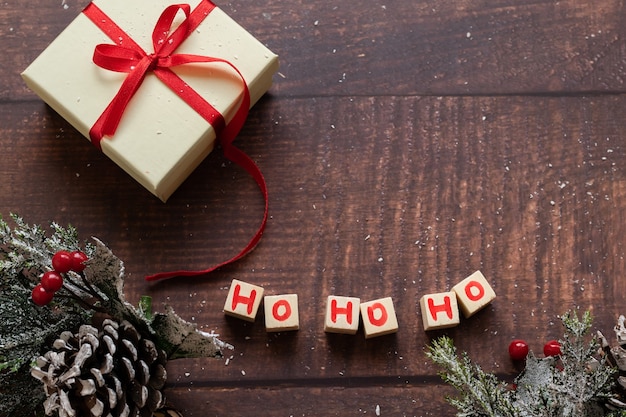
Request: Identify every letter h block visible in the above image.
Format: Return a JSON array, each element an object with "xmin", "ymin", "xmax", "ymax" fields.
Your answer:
[
  {"xmin": 419, "ymin": 291, "xmax": 460, "ymax": 331},
  {"xmin": 223, "ymin": 279, "xmax": 264, "ymax": 322},
  {"xmin": 360, "ymin": 297, "xmax": 399, "ymax": 339},
  {"xmin": 324, "ymin": 295, "xmax": 360, "ymax": 335},
  {"xmin": 452, "ymin": 270, "xmax": 496, "ymax": 318},
  {"xmin": 264, "ymin": 294, "xmax": 300, "ymax": 332}
]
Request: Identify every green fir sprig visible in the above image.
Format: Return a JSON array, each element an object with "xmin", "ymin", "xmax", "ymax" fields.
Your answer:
[
  {"xmin": 428, "ymin": 336, "xmax": 518, "ymax": 417},
  {"xmin": 427, "ymin": 310, "xmax": 626, "ymax": 417}
]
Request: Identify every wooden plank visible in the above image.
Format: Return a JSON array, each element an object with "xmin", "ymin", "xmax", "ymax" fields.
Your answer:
[
  {"xmin": 163, "ymin": 382, "xmax": 457, "ymax": 416},
  {"xmin": 4, "ymin": 0, "xmax": 626, "ymax": 101},
  {"xmin": 2, "ymin": 95, "xmax": 625, "ymax": 385}
]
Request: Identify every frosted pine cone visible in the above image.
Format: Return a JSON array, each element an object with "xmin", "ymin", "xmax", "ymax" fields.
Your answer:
[{"xmin": 31, "ymin": 318, "xmax": 167, "ymax": 417}]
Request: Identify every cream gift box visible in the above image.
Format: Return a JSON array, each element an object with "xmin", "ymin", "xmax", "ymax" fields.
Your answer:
[{"xmin": 22, "ymin": 0, "xmax": 278, "ymax": 201}]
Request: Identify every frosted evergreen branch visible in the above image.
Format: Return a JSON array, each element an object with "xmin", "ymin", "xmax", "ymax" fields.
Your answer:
[
  {"xmin": 429, "ymin": 310, "xmax": 623, "ymax": 417},
  {"xmin": 0, "ymin": 215, "xmax": 229, "ymax": 416},
  {"xmin": 427, "ymin": 336, "xmax": 518, "ymax": 417}
]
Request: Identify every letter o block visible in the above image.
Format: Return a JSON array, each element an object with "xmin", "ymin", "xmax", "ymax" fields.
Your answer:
[
  {"xmin": 452, "ymin": 271, "xmax": 496, "ymax": 318},
  {"xmin": 264, "ymin": 294, "xmax": 299, "ymax": 332},
  {"xmin": 360, "ymin": 297, "xmax": 399, "ymax": 339},
  {"xmin": 419, "ymin": 291, "xmax": 460, "ymax": 331},
  {"xmin": 324, "ymin": 295, "xmax": 361, "ymax": 334},
  {"xmin": 223, "ymin": 279, "xmax": 264, "ymax": 322}
]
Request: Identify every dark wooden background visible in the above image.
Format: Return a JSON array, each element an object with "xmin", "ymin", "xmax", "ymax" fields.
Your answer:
[{"xmin": 2, "ymin": 0, "xmax": 626, "ymax": 415}]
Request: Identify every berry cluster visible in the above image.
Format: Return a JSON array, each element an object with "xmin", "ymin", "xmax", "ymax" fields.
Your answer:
[
  {"xmin": 31, "ymin": 250, "xmax": 88, "ymax": 306},
  {"xmin": 508, "ymin": 339, "xmax": 562, "ymax": 361}
]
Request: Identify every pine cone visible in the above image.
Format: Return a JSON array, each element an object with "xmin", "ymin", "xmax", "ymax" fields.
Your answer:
[{"xmin": 31, "ymin": 318, "xmax": 167, "ymax": 417}]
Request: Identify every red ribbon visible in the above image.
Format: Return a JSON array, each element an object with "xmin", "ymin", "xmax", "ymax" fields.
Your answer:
[{"xmin": 82, "ymin": 1, "xmax": 268, "ymax": 281}]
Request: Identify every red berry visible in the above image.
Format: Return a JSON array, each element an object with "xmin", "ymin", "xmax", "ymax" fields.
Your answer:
[
  {"xmin": 544, "ymin": 340, "xmax": 562, "ymax": 357},
  {"xmin": 31, "ymin": 284, "xmax": 54, "ymax": 306},
  {"xmin": 52, "ymin": 251, "xmax": 73, "ymax": 273},
  {"xmin": 508, "ymin": 339, "xmax": 529, "ymax": 361},
  {"xmin": 70, "ymin": 251, "xmax": 88, "ymax": 272},
  {"xmin": 40, "ymin": 271, "xmax": 64, "ymax": 292}
]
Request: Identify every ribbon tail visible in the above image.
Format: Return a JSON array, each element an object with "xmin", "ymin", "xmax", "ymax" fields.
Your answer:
[
  {"xmin": 144, "ymin": 151, "xmax": 267, "ymax": 281},
  {"xmin": 145, "ymin": 81, "xmax": 268, "ymax": 282}
]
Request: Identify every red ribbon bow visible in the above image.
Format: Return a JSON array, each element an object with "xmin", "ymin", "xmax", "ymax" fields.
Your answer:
[{"xmin": 83, "ymin": 1, "xmax": 268, "ymax": 281}]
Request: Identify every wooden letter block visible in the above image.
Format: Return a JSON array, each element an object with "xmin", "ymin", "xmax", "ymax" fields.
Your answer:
[
  {"xmin": 264, "ymin": 294, "xmax": 299, "ymax": 332},
  {"xmin": 452, "ymin": 270, "xmax": 496, "ymax": 318},
  {"xmin": 324, "ymin": 295, "xmax": 360, "ymax": 335},
  {"xmin": 419, "ymin": 291, "xmax": 460, "ymax": 331},
  {"xmin": 223, "ymin": 279, "xmax": 264, "ymax": 322},
  {"xmin": 359, "ymin": 297, "xmax": 399, "ymax": 339}
]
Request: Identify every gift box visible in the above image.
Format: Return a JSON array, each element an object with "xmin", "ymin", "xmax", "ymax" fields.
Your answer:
[{"xmin": 22, "ymin": 0, "xmax": 279, "ymax": 201}]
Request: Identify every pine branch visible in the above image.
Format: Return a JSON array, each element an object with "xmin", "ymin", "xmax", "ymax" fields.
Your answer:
[
  {"xmin": 0, "ymin": 215, "xmax": 91, "ymax": 416},
  {"xmin": 428, "ymin": 310, "xmax": 623, "ymax": 417},
  {"xmin": 0, "ymin": 214, "xmax": 231, "ymax": 416},
  {"xmin": 515, "ymin": 311, "xmax": 614, "ymax": 417},
  {"xmin": 427, "ymin": 336, "xmax": 518, "ymax": 417}
]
